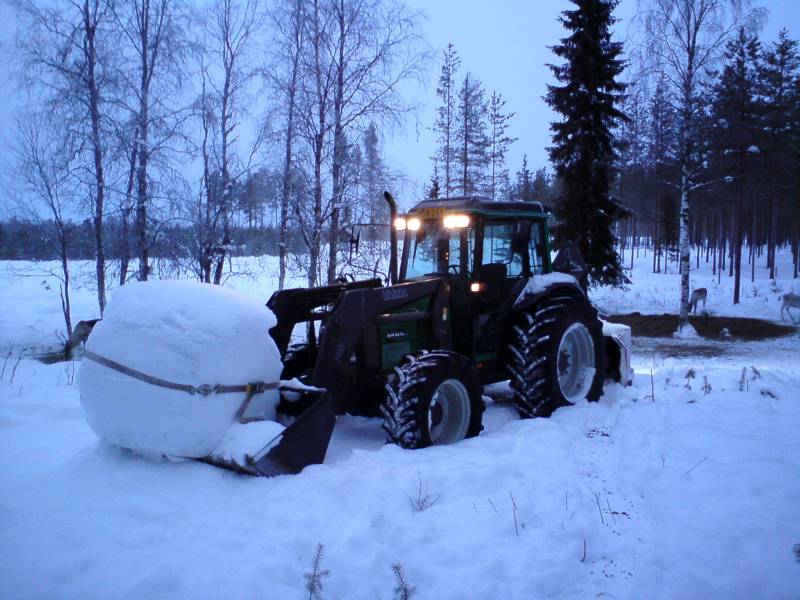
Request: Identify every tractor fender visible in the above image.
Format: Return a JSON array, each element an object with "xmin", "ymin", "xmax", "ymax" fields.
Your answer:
[{"xmin": 511, "ymin": 272, "xmax": 585, "ymax": 312}]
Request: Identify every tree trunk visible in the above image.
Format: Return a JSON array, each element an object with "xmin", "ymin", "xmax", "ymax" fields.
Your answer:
[
  {"xmin": 136, "ymin": 8, "xmax": 151, "ymax": 282},
  {"xmin": 327, "ymin": 0, "xmax": 346, "ymax": 285},
  {"xmin": 278, "ymin": 33, "xmax": 299, "ymax": 291},
  {"xmin": 120, "ymin": 129, "xmax": 139, "ymax": 286},
  {"xmin": 83, "ymin": 0, "xmax": 106, "ymax": 313},
  {"xmin": 677, "ymin": 169, "xmax": 691, "ymax": 330},
  {"xmin": 60, "ymin": 236, "xmax": 73, "ymax": 337},
  {"xmin": 733, "ymin": 185, "xmax": 743, "ymax": 305},
  {"xmin": 768, "ymin": 188, "xmax": 777, "ymax": 279},
  {"xmin": 750, "ymin": 197, "xmax": 756, "ymax": 283}
]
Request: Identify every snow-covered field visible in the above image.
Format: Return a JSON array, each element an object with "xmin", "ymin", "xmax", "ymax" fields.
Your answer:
[
  {"xmin": 592, "ymin": 247, "xmax": 798, "ymax": 322},
  {"xmin": 1, "ymin": 250, "xmax": 799, "ymax": 599}
]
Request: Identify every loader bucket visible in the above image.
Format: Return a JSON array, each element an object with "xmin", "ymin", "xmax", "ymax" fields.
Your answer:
[
  {"xmin": 247, "ymin": 388, "xmax": 336, "ymax": 476},
  {"xmin": 202, "ymin": 386, "xmax": 336, "ymax": 477}
]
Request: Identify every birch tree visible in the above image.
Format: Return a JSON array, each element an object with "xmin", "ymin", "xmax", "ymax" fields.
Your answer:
[
  {"xmin": 639, "ymin": 0, "xmax": 763, "ymax": 330},
  {"xmin": 324, "ymin": 0, "xmax": 425, "ymax": 283},
  {"xmin": 270, "ymin": 0, "xmax": 304, "ymax": 290},
  {"xmin": 15, "ymin": 0, "xmax": 112, "ymax": 314},
  {"xmin": 196, "ymin": 0, "xmax": 263, "ymax": 284},
  {"xmin": 294, "ymin": 0, "xmax": 333, "ymax": 288},
  {"xmin": 10, "ymin": 111, "xmax": 80, "ymax": 336},
  {"xmin": 110, "ymin": 0, "xmax": 186, "ymax": 283}
]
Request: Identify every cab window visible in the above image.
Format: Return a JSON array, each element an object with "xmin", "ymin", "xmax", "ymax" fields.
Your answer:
[
  {"xmin": 529, "ymin": 221, "xmax": 546, "ymax": 274},
  {"xmin": 482, "ymin": 222, "xmax": 525, "ymax": 277},
  {"xmin": 406, "ymin": 221, "xmax": 474, "ymax": 278}
]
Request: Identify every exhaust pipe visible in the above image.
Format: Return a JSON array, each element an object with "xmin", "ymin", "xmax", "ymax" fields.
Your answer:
[{"xmin": 384, "ymin": 191, "xmax": 398, "ymax": 285}]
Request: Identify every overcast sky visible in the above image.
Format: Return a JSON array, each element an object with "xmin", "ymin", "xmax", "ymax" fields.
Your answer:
[{"xmin": 0, "ymin": 1, "xmax": 798, "ymax": 213}]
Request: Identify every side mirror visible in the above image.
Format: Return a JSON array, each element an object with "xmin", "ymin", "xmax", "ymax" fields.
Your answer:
[{"xmin": 552, "ymin": 242, "xmax": 589, "ymax": 290}]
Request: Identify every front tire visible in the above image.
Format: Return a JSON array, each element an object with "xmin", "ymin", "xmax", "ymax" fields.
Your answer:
[
  {"xmin": 509, "ymin": 296, "xmax": 604, "ymax": 418},
  {"xmin": 381, "ymin": 351, "xmax": 484, "ymax": 449}
]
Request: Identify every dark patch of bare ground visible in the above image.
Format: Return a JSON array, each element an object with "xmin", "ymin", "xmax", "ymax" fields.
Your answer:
[
  {"xmin": 605, "ymin": 313, "xmax": 798, "ymax": 357},
  {"xmin": 606, "ymin": 312, "xmax": 797, "ymax": 340}
]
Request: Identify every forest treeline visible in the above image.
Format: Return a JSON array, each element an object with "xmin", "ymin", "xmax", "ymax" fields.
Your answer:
[
  {"xmin": 4, "ymin": 0, "xmax": 430, "ymax": 333},
  {"xmin": 614, "ymin": 27, "xmax": 800, "ymax": 302},
  {"xmin": 1, "ymin": 0, "xmax": 799, "ymax": 335}
]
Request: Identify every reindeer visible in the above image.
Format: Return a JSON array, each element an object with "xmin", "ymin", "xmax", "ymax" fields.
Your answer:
[
  {"xmin": 64, "ymin": 319, "xmax": 100, "ymax": 358},
  {"xmin": 781, "ymin": 293, "xmax": 800, "ymax": 323},
  {"xmin": 33, "ymin": 318, "xmax": 100, "ymax": 365},
  {"xmin": 689, "ymin": 288, "xmax": 708, "ymax": 315}
]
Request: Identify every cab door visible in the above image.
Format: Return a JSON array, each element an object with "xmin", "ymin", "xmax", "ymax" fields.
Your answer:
[{"xmin": 473, "ymin": 220, "xmax": 533, "ymax": 372}]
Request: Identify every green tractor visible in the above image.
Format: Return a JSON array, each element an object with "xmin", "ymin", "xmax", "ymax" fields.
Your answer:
[{"xmin": 262, "ymin": 193, "xmax": 631, "ymax": 475}]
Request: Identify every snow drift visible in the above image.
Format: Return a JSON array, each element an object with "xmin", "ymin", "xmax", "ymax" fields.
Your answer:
[{"xmin": 77, "ymin": 280, "xmax": 283, "ymax": 458}]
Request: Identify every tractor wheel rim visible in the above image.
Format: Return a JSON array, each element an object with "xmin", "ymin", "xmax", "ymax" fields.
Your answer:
[
  {"xmin": 557, "ymin": 323, "xmax": 596, "ymax": 404},
  {"xmin": 428, "ymin": 378, "xmax": 470, "ymax": 445}
]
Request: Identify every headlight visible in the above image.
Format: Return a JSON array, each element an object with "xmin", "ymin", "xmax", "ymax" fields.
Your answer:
[
  {"xmin": 394, "ymin": 217, "xmax": 406, "ymax": 230},
  {"xmin": 443, "ymin": 214, "xmax": 470, "ymax": 229},
  {"xmin": 407, "ymin": 217, "xmax": 421, "ymax": 231}
]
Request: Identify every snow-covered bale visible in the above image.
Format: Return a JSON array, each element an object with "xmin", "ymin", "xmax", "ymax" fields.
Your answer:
[{"xmin": 77, "ymin": 280, "xmax": 283, "ymax": 458}]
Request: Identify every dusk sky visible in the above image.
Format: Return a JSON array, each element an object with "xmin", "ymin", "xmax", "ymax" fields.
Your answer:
[{"xmin": 0, "ymin": 1, "xmax": 798, "ymax": 211}]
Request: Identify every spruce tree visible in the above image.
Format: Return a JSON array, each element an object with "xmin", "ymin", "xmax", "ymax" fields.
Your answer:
[
  {"xmin": 363, "ymin": 122, "xmax": 388, "ymax": 226},
  {"xmin": 432, "ymin": 44, "xmax": 461, "ymax": 196},
  {"xmin": 759, "ymin": 30, "xmax": 799, "ymax": 278},
  {"xmin": 488, "ymin": 91, "xmax": 517, "ymax": 200},
  {"xmin": 546, "ymin": 0, "xmax": 627, "ymax": 286},
  {"xmin": 531, "ymin": 168, "xmax": 552, "ymax": 203},
  {"xmin": 512, "ymin": 155, "xmax": 533, "ymax": 201},
  {"xmin": 708, "ymin": 28, "xmax": 761, "ymax": 304},
  {"xmin": 428, "ymin": 166, "xmax": 441, "ymax": 199},
  {"xmin": 455, "ymin": 72, "xmax": 490, "ymax": 196},
  {"xmin": 648, "ymin": 74, "xmax": 679, "ymax": 271}
]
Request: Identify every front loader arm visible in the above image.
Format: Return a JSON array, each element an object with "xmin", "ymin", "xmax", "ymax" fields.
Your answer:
[
  {"xmin": 267, "ymin": 278, "xmax": 383, "ymax": 356},
  {"xmin": 254, "ymin": 279, "xmax": 443, "ymax": 477},
  {"xmin": 310, "ymin": 279, "xmax": 443, "ymax": 402}
]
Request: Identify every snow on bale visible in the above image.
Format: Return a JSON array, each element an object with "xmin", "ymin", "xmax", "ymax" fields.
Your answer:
[{"xmin": 77, "ymin": 280, "xmax": 283, "ymax": 459}]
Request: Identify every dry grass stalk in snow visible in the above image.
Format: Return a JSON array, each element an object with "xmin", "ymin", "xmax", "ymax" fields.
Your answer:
[{"xmin": 408, "ymin": 472, "xmax": 439, "ymax": 513}]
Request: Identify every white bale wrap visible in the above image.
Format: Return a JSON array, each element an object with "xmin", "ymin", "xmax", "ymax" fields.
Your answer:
[{"xmin": 77, "ymin": 280, "xmax": 283, "ymax": 458}]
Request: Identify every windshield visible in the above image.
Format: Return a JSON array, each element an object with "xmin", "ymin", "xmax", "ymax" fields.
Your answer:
[{"xmin": 405, "ymin": 222, "xmax": 473, "ymax": 279}]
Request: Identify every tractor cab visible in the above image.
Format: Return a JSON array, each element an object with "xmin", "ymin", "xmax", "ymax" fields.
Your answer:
[
  {"xmin": 391, "ymin": 197, "xmax": 554, "ymax": 378},
  {"xmin": 396, "ymin": 196, "xmax": 552, "ymax": 284}
]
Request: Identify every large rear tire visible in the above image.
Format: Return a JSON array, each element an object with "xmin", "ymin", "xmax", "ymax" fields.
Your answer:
[
  {"xmin": 509, "ymin": 296, "xmax": 604, "ymax": 418},
  {"xmin": 381, "ymin": 351, "xmax": 484, "ymax": 449}
]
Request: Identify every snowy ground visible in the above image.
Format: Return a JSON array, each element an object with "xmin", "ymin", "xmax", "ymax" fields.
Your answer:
[
  {"xmin": 1, "ymin": 251, "xmax": 799, "ymax": 599},
  {"xmin": 592, "ymin": 247, "xmax": 798, "ymax": 322}
]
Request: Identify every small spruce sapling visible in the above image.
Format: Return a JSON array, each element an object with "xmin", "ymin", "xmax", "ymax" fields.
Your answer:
[
  {"xmin": 702, "ymin": 376, "xmax": 712, "ymax": 396},
  {"xmin": 304, "ymin": 543, "xmax": 330, "ymax": 600},
  {"xmin": 391, "ymin": 564, "xmax": 416, "ymax": 600},
  {"xmin": 684, "ymin": 368, "xmax": 696, "ymax": 390}
]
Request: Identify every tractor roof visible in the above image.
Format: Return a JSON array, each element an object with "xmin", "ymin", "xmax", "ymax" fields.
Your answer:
[{"xmin": 408, "ymin": 196, "xmax": 551, "ymax": 219}]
